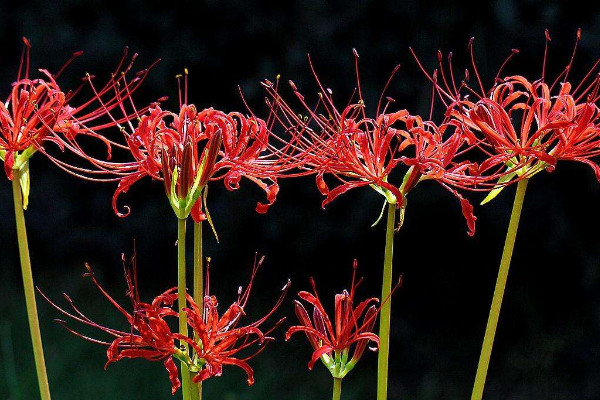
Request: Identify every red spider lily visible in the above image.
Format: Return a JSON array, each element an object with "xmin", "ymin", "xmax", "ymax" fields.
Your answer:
[
  {"xmin": 0, "ymin": 37, "xmax": 157, "ymax": 207},
  {"xmin": 40, "ymin": 254, "xmax": 288, "ymax": 394},
  {"xmin": 38, "ymin": 257, "xmax": 189, "ymax": 394},
  {"xmin": 413, "ymin": 30, "xmax": 600, "ymax": 202},
  {"xmin": 75, "ymin": 70, "xmax": 300, "ymax": 224},
  {"xmin": 262, "ymin": 51, "xmax": 481, "ymax": 234},
  {"xmin": 286, "ymin": 260, "xmax": 402, "ymax": 378},
  {"xmin": 0, "ymin": 38, "xmax": 75, "ymax": 179},
  {"xmin": 183, "ymin": 256, "xmax": 290, "ymax": 384},
  {"xmin": 110, "ymin": 104, "xmax": 276, "ymax": 223},
  {"xmin": 109, "ymin": 104, "xmax": 224, "ymax": 221},
  {"xmin": 261, "ymin": 53, "xmax": 407, "ymax": 208}
]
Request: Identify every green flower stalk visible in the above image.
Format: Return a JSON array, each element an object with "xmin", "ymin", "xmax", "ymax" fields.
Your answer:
[
  {"xmin": 376, "ymin": 201, "xmax": 396, "ymax": 400},
  {"xmin": 471, "ymin": 178, "xmax": 528, "ymax": 400},
  {"xmin": 177, "ymin": 218, "xmax": 193, "ymax": 400},
  {"xmin": 11, "ymin": 165, "xmax": 52, "ymax": 400},
  {"xmin": 192, "ymin": 221, "xmax": 203, "ymax": 400},
  {"xmin": 332, "ymin": 377, "xmax": 342, "ymax": 400}
]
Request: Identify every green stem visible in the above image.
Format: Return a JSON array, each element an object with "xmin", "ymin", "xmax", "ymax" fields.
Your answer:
[
  {"xmin": 332, "ymin": 377, "xmax": 342, "ymax": 400},
  {"xmin": 471, "ymin": 178, "xmax": 529, "ymax": 400},
  {"xmin": 377, "ymin": 202, "xmax": 396, "ymax": 400},
  {"xmin": 193, "ymin": 221, "xmax": 204, "ymax": 312},
  {"xmin": 177, "ymin": 218, "xmax": 192, "ymax": 400},
  {"xmin": 192, "ymin": 221, "xmax": 203, "ymax": 400},
  {"xmin": 11, "ymin": 168, "xmax": 52, "ymax": 400}
]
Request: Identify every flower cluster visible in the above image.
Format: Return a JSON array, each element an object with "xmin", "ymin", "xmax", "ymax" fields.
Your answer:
[
  {"xmin": 40, "ymin": 255, "xmax": 288, "ymax": 395},
  {"xmin": 262, "ymin": 51, "xmax": 483, "ymax": 234},
  {"xmin": 11, "ymin": 29, "xmax": 600, "ymax": 400}
]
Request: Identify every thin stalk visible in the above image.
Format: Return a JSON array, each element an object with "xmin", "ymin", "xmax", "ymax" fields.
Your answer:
[
  {"xmin": 193, "ymin": 221, "xmax": 203, "ymax": 311},
  {"xmin": 192, "ymin": 221, "xmax": 203, "ymax": 400},
  {"xmin": 177, "ymin": 218, "xmax": 192, "ymax": 400},
  {"xmin": 11, "ymin": 168, "xmax": 52, "ymax": 400},
  {"xmin": 332, "ymin": 377, "xmax": 342, "ymax": 400},
  {"xmin": 471, "ymin": 178, "xmax": 529, "ymax": 400},
  {"xmin": 377, "ymin": 201, "xmax": 396, "ymax": 400}
]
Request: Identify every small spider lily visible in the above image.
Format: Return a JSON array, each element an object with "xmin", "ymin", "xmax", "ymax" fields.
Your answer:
[{"xmin": 286, "ymin": 260, "xmax": 401, "ymax": 379}]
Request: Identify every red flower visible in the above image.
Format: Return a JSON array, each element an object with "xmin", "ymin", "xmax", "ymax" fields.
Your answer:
[
  {"xmin": 39, "ymin": 257, "xmax": 189, "ymax": 395},
  {"xmin": 262, "ymin": 54, "xmax": 407, "ymax": 208},
  {"xmin": 110, "ymin": 104, "xmax": 224, "ymax": 221},
  {"xmin": 184, "ymin": 256, "xmax": 290, "ymax": 385},
  {"xmin": 286, "ymin": 260, "xmax": 401, "ymax": 378},
  {"xmin": 0, "ymin": 37, "xmax": 156, "ymax": 207},
  {"xmin": 84, "ymin": 72, "xmax": 295, "ymax": 223},
  {"xmin": 41, "ymin": 254, "xmax": 288, "ymax": 394},
  {"xmin": 414, "ymin": 30, "xmax": 600, "ymax": 201},
  {"xmin": 263, "ymin": 51, "xmax": 481, "ymax": 234}
]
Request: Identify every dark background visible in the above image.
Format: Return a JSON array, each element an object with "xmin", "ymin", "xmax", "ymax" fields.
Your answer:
[{"xmin": 2, "ymin": 1, "xmax": 600, "ymax": 399}]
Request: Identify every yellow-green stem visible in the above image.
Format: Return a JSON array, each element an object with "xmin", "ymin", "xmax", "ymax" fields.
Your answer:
[
  {"xmin": 377, "ymin": 202, "xmax": 396, "ymax": 400},
  {"xmin": 471, "ymin": 178, "xmax": 529, "ymax": 400},
  {"xmin": 332, "ymin": 377, "xmax": 342, "ymax": 400},
  {"xmin": 11, "ymin": 168, "xmax": 52, "ymax": 400},
  {"xmin": 193, "ymin": 221, "xmax": 204, "ymax": 312},
  {"xmin": 177, "ymin": 218, "xmax": 192, "ymax": 400},
  {"xmin": 192, "ymin": 221, "xmax": 203, "ymax": 400}
]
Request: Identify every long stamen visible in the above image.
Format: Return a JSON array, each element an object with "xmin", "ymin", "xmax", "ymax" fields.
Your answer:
[{"xmin": 468, "ymin": 37, "xmax": 486, "ymax": 96}]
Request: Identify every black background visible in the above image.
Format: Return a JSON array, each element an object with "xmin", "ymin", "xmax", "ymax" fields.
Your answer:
[{"xmin": 1, "ymin": 1, "xmax": 600, "ymax": 399}]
